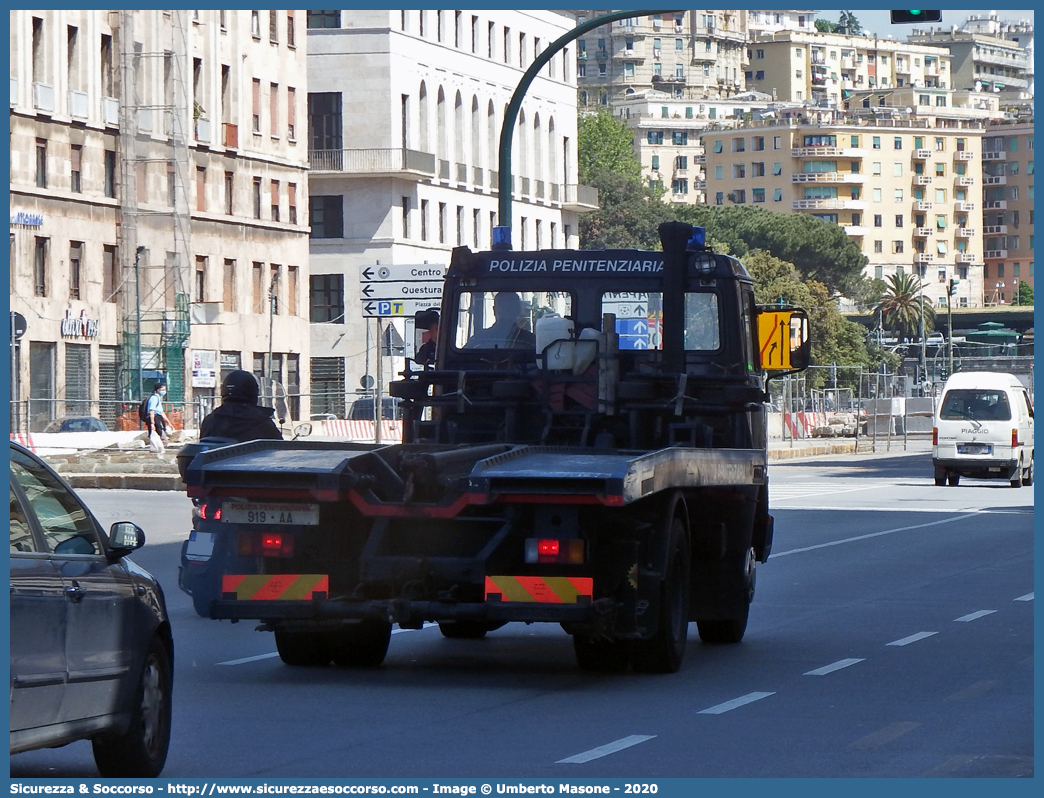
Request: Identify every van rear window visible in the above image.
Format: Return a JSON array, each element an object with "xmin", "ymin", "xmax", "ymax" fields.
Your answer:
[{"xmin": 939, "ymin": 389, "xmax": 1011, "ymax": 422}]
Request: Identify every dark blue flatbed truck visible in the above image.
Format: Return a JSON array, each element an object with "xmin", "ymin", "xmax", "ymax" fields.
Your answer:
[{"xmin": 182, "ymin": 222, "xmax": 810, "ymax": 673}]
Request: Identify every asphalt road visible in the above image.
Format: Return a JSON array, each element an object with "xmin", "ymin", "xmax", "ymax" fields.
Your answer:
[{"xmin": 10, "ymin": 448, "xmax": 1033, "ymax": 778}]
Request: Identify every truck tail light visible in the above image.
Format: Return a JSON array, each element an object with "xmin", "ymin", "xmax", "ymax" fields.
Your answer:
[
  {"xmin": 525, "ymin": 538, "xmax": 584, "ymax": 564},
  {"xmin": 193, "ymin": 502, "xmax": 222, "ymax": 521},
  {"xmin": 932, "ymin": 427, "xmax": 938, "ymax": 446},
  {"xmin": 1012, "ymin": 428, "xmax": 1020, "ymax": 447},
  {"xmin": 238, "ymin": 531, "xmax": 295, "ymax": 558}
]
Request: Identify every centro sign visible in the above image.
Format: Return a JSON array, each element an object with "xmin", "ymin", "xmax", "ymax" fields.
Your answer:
[{"xmin": 60, "ymin": 309, "xmax": 100, "ymax": 338}]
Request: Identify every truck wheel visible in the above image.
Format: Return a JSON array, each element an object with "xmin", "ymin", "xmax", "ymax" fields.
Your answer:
[
  {"xmin": 947, "ymin": 471, "xmax": 960, "ymax": 487},
  {"xmin": 275, "ymin": 629, "xmax": 332, "ymax": 667},
  {"xmin": 438, "ymin": 621, "xmax": 494, "ymax": 639},
  {"xmin": 573, "ymin": 637, "xmax": 630, "ymax": 673},
  {"xmin": 92, "ymin": 635, "xmax": 172, "ymax": 778},
  {"xmin": 696, "ymin": 547, "xmax": 755, "ymax": 645},
  {"xmin": 632, "ymin": 517, "xmax": 691, "ymax": 674},
  {"xmin": 328, "ymin": 620, "xmax": 392, "ymax": 667}
]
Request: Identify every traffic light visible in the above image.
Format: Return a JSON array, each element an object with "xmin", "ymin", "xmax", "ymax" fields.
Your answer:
[
  {"xmin": 890, "ymin": 11, "xmax": 942, "ymax": 24},
  {"xmin": 949, "ymin": 277, "xmax": 960, "ymax": 295}
]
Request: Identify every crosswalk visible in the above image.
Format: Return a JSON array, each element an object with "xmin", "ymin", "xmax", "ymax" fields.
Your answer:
[{"xmin": 769, "ymin": 481, "xmax": 878, "ymax": 501}]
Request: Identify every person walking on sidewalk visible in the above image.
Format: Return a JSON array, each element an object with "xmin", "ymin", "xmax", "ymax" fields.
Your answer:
[{"xmin": 146, "ymin": 380, "xmax": 173, "ymax": 453}]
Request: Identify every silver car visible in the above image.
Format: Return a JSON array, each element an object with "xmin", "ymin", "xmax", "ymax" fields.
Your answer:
[{"xmin": 9, "ymin": 442, "xmax": 174, "ymax": 777}]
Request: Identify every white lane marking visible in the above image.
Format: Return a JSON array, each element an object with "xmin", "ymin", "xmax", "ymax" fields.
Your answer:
[
  {"xmin": 771, "ymin": 512, "xmax": 982, "ymax": 558},
  {"xmin": 771, "ymin": 485, "xmax": 877, "ymax": 501},
  {"xmin": 217, "ymin": 652, "xmax": 280, "ymax": 666},
  {"xmin": 887, "ymin": 631, "xmax": 938, "ymax": 647},
  {"xmin": 217, "ymin": 623, "xmax": 438, "ymax": 665},
  {"xmin": 954, "ymin": 610, "xmax": 996, "ymax": 622},
  {"xmin": 775, "ymin": 505, "xmax": 1029, "ymax": 515},
  {"xmin": 804, "ymin": 658, "xmax": 864, "ymax": 676},
  {"xmin": 698, "ymin": 691, "xmax": 775, "ymax": 715},
  {"xmin": 1014, "ymin": 592, "xmax": 1034, "ymax": 602},
  {"xmin": 556, "ymin": 735, "xmax": 656, "ymax": 764}
]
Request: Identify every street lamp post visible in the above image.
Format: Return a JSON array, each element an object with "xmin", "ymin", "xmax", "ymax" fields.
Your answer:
[
  {"xmin": 946, "ymin": 277, "xmax": 959, "ymax": 376},
  {"xmin": 1013, "ymin": 278, "xmax": 1020, "ymax": 306},
  {"xmin": 918, "ymin": 289, "xmax": 926, "ymax": 392}
]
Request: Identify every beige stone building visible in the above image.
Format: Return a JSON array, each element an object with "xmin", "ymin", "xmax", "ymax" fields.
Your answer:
[
  {"xmin": 10, "ymin": 10, "xmax": 311, "ymax": 432},
  {"xmin": 702, "ymin": 118, "xmax": 988, "ymax": 309},
  {"xmin": 980, "ymin": 120, "xmax": 1034, "ymax": 302}
]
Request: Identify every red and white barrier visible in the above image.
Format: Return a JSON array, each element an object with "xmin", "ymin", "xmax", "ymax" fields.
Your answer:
[{"xmin": 313, "ymin": 419, "xmax": 403, "ymax": 442}]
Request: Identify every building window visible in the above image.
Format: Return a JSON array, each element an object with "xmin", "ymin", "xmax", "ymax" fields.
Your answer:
[
  {"xmin": 270, "ymin": 180, "xmax": 280, "ymax": 221},
  {"xmin": 222, "ymin": 259, "xmax": 236, "ymax": 312},
  {"xmin": 309, "ymin": 195, "xmax": 343, "ymax": 238},
  {"xmin": 270, "ymin": 264, "xmax": 281, "ymax": 314},
  {"xmin": 287, "ymin": 87, "xmax": 296, "ymax": 140},
  {"xmin": 307, "ymin": 11, "xmax": 340, "ymax": 29},
  {"xmin": 225, "ymin": 171, "xmax": 234, "ymax": 215},
  {"xmin": 104, "ymin": 150, "xmax": 116, "ymax": 198},
  {"xmin": 269, "ymin": 10, "xmax": 279, "ymax": 43},
  {"xmin": 34, "ymin": 237, "xmax": 48, "ymax": 297},
  {"xmin": 251, "ymin": 10, "xmax": 261, "ymax": 38},
  {"xmin": 438, "ymin": 202, "xmax": 447, "ymax": 244},
  {"xmin": 421, "ymin": 200, "xmax": 429, "ymax": 241},
  {"xmin": 35, "ymin": 139, "xmax": 47, "ymax": 188},
  {"xmin": 287, "ymin": 12, "xmax": 296, "ymax": 47},
  {"xmin": 195, "ymin": 256, "xmax": 207, "ymax": 303},
  {"xmin": 252, "ymin": 177, "xmax": 262, "ymax": 219},
  {"xmin": 252, "ymin": 78, "xmax": 261, "ymax": 133},
  {"xmin": 456, "ymin": 205, "xmax": 464, "ymax": 246},
  {"xmin": 270, "ymin": 82, "xmax": 279, "ymax": 136},
  {"xmin": 402, "ymin": 196, "xmax": 410, "ymax": 238},
  {"xmin": 288, "ymin": 183, "xmax": 297, "ymax": 224},
  {"xmin": 310, "ymin": 274, "xmax": 344, "ymax": 323},
  {"xmin": 308, "ymin": 92, "xmax": 342, "ymax": 151},
  {"xmin": 68, "ymin": 242, "xmax": 82, "ymax": 300},
  {"xmin": 895, "ymin": 215, "xmax": 903, "ymax": 228},
  {"xmin": 70, "ymin": 144, "xmax": 82, "ymax": 193},
  {"xmin": 310, "ymin": 357, "xmax": 345, "ymax": 418},
  {"xmin": 252, "ymin": 262, "xmax": 265, "ymax": 314}
]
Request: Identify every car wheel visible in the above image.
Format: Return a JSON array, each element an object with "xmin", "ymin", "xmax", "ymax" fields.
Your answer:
[
  {"xmin": 1010, "ymin": 459, "xmax": 1023, "ymax": 488},
  {"xmin": 274, "ymin": 629, "xmax": 332, "ymax": 667},
  {"xmin": 328, "ymin": 620, "xmax": 392, "ymax": 667},
  {"xmin": 92, "ymin": 635, "xmax": 173, "ymax": 778},
  {"xmin": 934, "ymin": 468, "xmax": 946, "ymax": 487},
  {"xmin": 1023, "ymin": 457, "xmax": 1034, "ymax": 487},
  {"xmin": 947, "ymin": 471, "xmax": 960, "ymax": 487}
]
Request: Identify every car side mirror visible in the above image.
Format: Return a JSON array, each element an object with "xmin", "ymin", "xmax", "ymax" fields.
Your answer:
[
  {"xmin": 109, "ymin": 521, "xmax": 145, "ymax": 552},
  {"xmin": 293, "ymin": 422, "xmax": 312, "ymax": 439}
]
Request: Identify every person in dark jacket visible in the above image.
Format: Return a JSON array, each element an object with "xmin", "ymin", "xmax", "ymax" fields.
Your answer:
[
  {"xmin": 415, "ymin": 309, "xmax": 440, "ymax": 367},
  {"xmin": 199, "ymin": 370, "xmax": 283, "ymax": 442}
]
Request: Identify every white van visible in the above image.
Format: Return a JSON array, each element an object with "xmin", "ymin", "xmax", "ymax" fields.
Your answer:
[{"xmin": 932, "ymin": 371, "xmax": 1034, "ymax": 487}]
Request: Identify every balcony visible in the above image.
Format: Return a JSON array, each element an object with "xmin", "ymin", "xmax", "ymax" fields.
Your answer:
[
  {"xmin": 983, "ymin": 175, "xmax": 1006, "ymax": 186},
  {"xmin": 694, "ymin": 180, "xmax": 706, "ymax": 190},
  {"xmin": 520, "ymin": 177, "xmax": 531, "ymax": 196},
  {"xmin": 982, "ymin": 151, "xmax": 1006, "ymax": 161},
  {"xmin": 842, "ymin": 225, "xmax": 868, "ymax": 236},
  {"xmin": 791, "ymin": 172, "xmax": 865, "ymax": 184},
  {"xmin": 914, "ymin": 253, "xmax": 934, "ymax": 264},
  {"xmin": 791, "ymin": 198, "xmax": 868, "ymax": 211},
  {"xmin": 954, "ymin": 201, "xmax": 975, "ymax": 212},
  {"xmin": 983, "ymin": 200, "xmax": 1007, "ymax": 209},
  {"xmin": 33, "ymin": 81, "xmax": 54, "ymax": 113},
  {"xmin": 791, "ymin": 146, "xmax": 863, "ymax": 158},
  {"xmin": 954, "ymin": 176, "xmax": 974, "ymax": 187},
  {"xmin": 438, "ymin": 160, "xmax": 450, "ymax": 180},
  {"xmin": 595, "ymin": 49, "xmax": 609, "ymax": 60},
  {"xmin": 955, "ymin": 228, "xmax": 975, "ymax": 238},
  {"xmin": 563, "ymin": 183, "xmax": 599, "ymax": 212},
  {"xmin": 983, "ymin": 225, "xmax": 1008, "ymax": 235},
  {"xmin": 194, "ymin": 116, "xmax": 212, "ymax": 144},
  {"xmin": 984, "ymin": 250, "xmax": 1008, "ymax": 259},
  {"xmin": 694, "ymin": 153, "xmax": 706, "ymax": 164},
  {"xmin": 954, "ymin": 150, "xmax": 974, "ymax": 161},
  {"xmin": 912, "ymin": 201, "xmax": 934, "ymax": 211},
  {"xmin": 308, "ymin": 148, "xmax": 436, "ymax": 181},
  {"xmin": 912, "ymin": 175, "xmax": 932, "ymax": 186},
  {"xmin": 913, "ymin": 227, "xmax": 932, "ymax": 237},
  {"xmin": 912, "ymin": 149, "xmax": 931, "ymax": 160},
  {"xmin": 103, "ymin": 96, "xmax": 119, "ymax": 126},
  {"xmin": 68, "ymin": 90, "xmax": 88, "ymax": 119},
  {"xmin": 956, "ymin": 253, "xmax": 977, "ymax": 264},
  {"xmin": 613, "ymin": 49, "xmax": 645, "ymax": 62},
  {"xmin": 456, "ymin": 163, "xmax": 467, "ymax": 184},
  {"xmin": 473, "ymin": 166, "xmax": 484, "ymax": 187}
]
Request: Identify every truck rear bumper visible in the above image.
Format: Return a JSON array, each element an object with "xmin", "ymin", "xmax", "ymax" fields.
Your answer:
[{"xmin": 211, "ymin": 596, "xmax": 615, "ymax": 626}]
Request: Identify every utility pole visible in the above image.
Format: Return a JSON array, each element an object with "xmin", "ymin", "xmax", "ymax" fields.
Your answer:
[
  {"xmin": 947, "ymin": 277, "xmax": 959, "ymax": 376},
  {"xmin": 135, "ymin": 245, "xmax": 145, "ymax": 399},
  {"xmin": 918, "ymin": 289, "xmax": 926, "ymax": 393}
]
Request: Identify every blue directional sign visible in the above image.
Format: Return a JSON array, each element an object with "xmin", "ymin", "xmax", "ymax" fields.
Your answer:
[{"xmin": 617, "ymin": 317, "xmax": 651, "ymax": 350}]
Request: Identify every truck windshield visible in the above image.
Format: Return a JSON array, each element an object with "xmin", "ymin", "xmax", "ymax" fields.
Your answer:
[
  {"xmin": 939, "ymin": 389, "xmax": 1012, "ymax": 421},
  {"xmin": 455, "ymin": 291, "xmax": 571, "ymax": 350},
  {"xmin": 684, "ymin": 292, "xmax": 721, "ymax": 351}
]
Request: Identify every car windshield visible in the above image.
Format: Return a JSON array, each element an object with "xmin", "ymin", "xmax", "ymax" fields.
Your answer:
[{"xmin": 939, "ymin": 389, "xmax": 1012, "ymax": 422}]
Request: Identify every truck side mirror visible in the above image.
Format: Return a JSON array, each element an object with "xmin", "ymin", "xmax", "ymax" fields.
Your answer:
[{"xmin": 757, "ymin": 307, "xmax": 811, "ymax": 374}]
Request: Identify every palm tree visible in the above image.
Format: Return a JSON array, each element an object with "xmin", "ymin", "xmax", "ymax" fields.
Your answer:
[{"xmin": 875, "ymin": 272, "xmax": 935, "ymax": 342}]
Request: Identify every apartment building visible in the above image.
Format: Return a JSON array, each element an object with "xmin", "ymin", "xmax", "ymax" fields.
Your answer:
[
  {"xmin": 10, "ymin": 10, "xmax": 311, "ymax": 432},
  {"xmin": 745, "ymin": 30, "xmax": 955, "ymax": 110},
  {"xmin": 574, "ymin": 10, "xmax": 749, "ymax": 110},
  {"xmin": 702, "ymin": 119, "xmax": 988, "ymax": 308},
  {"xmin": 745, "ymin": 10, "xmax": 818, "ymax": 40},
  {"xmin": 306, "ymin": 10, "xmax": 590, "ymax": 416},
  {"xmin": 980, "ymin": 120, "xmax": 1034, "ymax": 303}
]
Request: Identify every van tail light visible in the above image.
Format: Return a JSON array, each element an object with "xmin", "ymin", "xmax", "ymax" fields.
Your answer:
[
  {"xmin": 1012, "ymin": 428, "xmax": 1020, "ymax": 447},
  {"xmin": 932, "ymin": 427, "xmax": 938, "ymax": 446}
]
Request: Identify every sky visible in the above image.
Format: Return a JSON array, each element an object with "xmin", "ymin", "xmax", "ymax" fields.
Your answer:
[{"xmin": 823, "ymin": 9, "xmax": 1034, "ymax": 38}]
